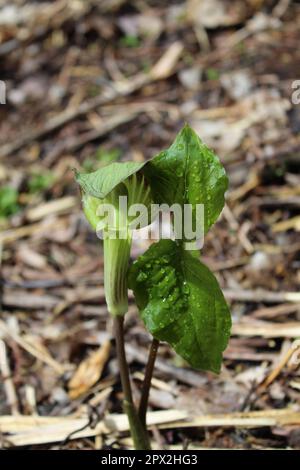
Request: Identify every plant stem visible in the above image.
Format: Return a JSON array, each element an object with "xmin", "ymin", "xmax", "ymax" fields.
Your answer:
[
  {"xmin": 104, "ymin": 235, "xmax": 131, "ymax": 316},
  {"xmin": 139, "ymin": 338, "xmax": 159, "ymax": 426},
  {"xmin": 114, "ymin": 316, "xmax": 151, "ymax": 450}
]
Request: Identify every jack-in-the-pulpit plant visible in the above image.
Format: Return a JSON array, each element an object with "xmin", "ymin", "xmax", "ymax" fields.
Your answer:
[{"xmin": 75, "ymin": 124, "xmax": 231, "ymax": 450}]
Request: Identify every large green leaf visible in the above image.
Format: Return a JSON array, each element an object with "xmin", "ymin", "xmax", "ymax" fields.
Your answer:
[
  {"xmin": 128, "ymin": 239, "xmax": 231, "ymax": 373},
  {"xmin": 75, "ymin": 161, "xmax": 146, "ymax": 199},
  {"xmin": 143, "ymin": 124, "xmax": 228, "ymax": 233}
]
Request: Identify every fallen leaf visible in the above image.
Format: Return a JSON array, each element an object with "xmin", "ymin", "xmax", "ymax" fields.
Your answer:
[{"xmin": 68, "ymin": 340, "xmax": 111, "ymax": 399}]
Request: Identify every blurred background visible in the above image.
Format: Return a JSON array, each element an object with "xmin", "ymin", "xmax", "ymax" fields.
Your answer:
[{"xmin": 0, "ymin": 0, "xmax": 300, "ymax": 449}]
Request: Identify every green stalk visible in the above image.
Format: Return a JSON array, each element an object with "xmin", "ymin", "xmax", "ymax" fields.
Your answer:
[
  {"xmin": 114, "ymin": 317, "xmax": 151, "ymax": 450},
  {"xmin": 139, "ymin": 338, "xmax": 159, "ymax": 426},
  {"xmin": 102, "ymin": 184, "xmax": 131, "ymax": 316},
  {"xmin": 104, "ymin": 234, "xmax": 131, "ymax": 316},
  {"xmin": 104, "ymin": 228, "xmax": 151, "ymax": 448}
]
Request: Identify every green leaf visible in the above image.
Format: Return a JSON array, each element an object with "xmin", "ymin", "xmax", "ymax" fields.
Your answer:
[
  {"xmin": 0, "ymin": 186, "xmax": 20, "ymax": 219},
  {"xmin": 75, "ymin": 161, "xmax": 146, "ymax": 199},
  {"xmin": 143, "ymin": 124, "xmax": 228, "ymax": 233},
  {"xmin": 128, "ymin": 239, "xmax": 231, "ymax": 373},
  {"xmin": 81, "ymin": 193, "xmax": 102, "ymax": 230},
  {"xmin": 120, "ymin": 35, "xmax": 141, "ymax": 48},
  {"xmin": 28, "ymin": 172, "xmax": 54, "ymax": 193}
]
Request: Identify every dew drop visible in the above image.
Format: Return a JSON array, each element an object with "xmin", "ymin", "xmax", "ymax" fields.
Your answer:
[
  {"xmin": 182, "ymin": 282, "xmax": 190, "ymax": 295},
  {"xmin": 176, "ymin": 167, "xmax": 183, "ymax": 177},
  {"xmin": 137, "ymin": 271, "xmax": 148, "ymax": 282}
]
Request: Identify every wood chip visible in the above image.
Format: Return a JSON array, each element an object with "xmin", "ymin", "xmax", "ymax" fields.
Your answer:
[
  {"xmin": 0, "ymin": 410, "xmax": 187, "ymax": 447},
  {"xmin": 232, "ymin": 321, "xmax": 300, "ymax": 338},
  {"xmin": 26, "ymin": 196, "xmax": 77, "ymax": 222},
  {"xmin": 0, "ymin": 321, "xmax": 67, "ymax": 375},
  {"xmin": 224, "ymin": 288, "xmax": 300, "ymax": 304},
  {"xmin": 2, "ymin": 408, "xmax": 300, "ymax": 447}
]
